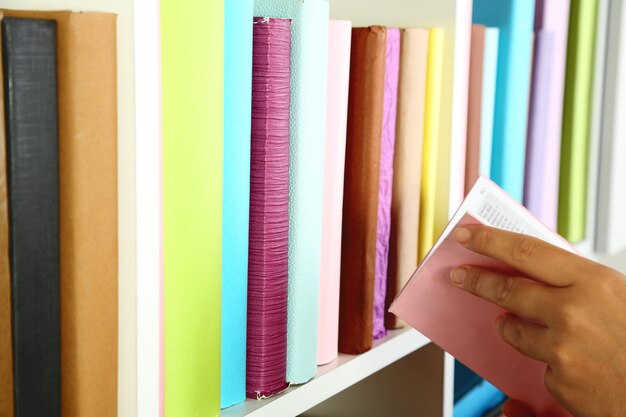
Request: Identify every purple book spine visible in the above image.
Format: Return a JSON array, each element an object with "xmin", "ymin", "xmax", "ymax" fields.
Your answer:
[
  {"xmin": 523, "ymin": 31, "xmax": 555, "ymax": 225},
  {"xmin": 373, "ymin": 28, "xmax": 400, "ymax": 340}
]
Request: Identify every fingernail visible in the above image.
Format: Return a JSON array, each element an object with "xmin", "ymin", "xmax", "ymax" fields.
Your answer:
[
  {"xmin": 454, "ymin": 227, "xmax": 471, "ymax": 244},
  {"xmin": 450, "ymin": 267, "xmax": 468, "ymax": 285}
]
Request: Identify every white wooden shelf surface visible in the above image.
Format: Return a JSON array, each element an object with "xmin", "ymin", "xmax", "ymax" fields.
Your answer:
[{"xmin": 221, "ymin": 329, "xmax": 430, "ymax": 417}]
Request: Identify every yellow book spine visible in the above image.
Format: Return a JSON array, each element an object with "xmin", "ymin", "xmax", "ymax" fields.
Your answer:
[{"xmin": 419, "ymin": 28, "xmax": 445, "ymax": 261}]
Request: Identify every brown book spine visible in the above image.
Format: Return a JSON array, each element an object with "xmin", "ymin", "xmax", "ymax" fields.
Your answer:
[
  {"xmin": 465, "ymin": 25, "xmax": 486, "ymax": 194},
  {"xmin": 339, "ymin": 26, "xmax": 386, "ymax": 354}
]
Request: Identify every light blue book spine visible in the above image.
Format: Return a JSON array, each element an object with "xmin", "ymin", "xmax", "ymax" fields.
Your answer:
[
  {"xmin": 253, "ymin": 0, "xmax": 329, "ymax": 384},
  {"xmin": 474, "ymin": 0, "xmax": 536, "ymax": 201},
  {"xmin": 454, "ymin": 380, "xmax": 506, "ymax": 417},
  {"xmin": 222, "ymin": 0, "xmax": 253, "ymax": 408},
  {"xmin": 479, "ymin": 28, "xmax": 499, "ymax": 178}
]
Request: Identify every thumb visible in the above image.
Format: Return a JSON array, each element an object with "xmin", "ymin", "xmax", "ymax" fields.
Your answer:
[{"xmin": 503, "ymin": 400, "xmax": 535, "ymax": 417}]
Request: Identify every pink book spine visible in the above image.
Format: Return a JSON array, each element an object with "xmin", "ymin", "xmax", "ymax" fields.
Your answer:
[{"xmin": 317, "ymin": 20, "xmax": 352, "ymax": 365}]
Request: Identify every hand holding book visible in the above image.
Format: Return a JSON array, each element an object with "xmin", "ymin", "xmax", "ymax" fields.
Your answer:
[
  {"xmin": 450, "ymin": 225, "xmax": 626, "ymax": 417},
  {"xmin": 390, "ymin": 177, "xmax": 624, "ymax": 417}
]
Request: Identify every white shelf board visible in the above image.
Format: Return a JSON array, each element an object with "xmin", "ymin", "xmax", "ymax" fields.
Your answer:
[{"xmin": 221, "ymin": 329, "xmax": 430, "ymax": 417}]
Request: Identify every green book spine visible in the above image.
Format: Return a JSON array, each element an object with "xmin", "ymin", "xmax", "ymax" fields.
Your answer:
[
  {"xmin": 161, "ymin": 0, "xmax": 223, "ymax": 415},
  {"xmin": 558, "ymin": 0, "xmax": 599, "ymax": 242}
]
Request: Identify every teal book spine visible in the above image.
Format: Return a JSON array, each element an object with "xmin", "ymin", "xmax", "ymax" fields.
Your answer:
[
  {"xmin": 473, "ymin": 0, "xmax": 536, "ymax": 201},
  {"xmin": 221, "ymin": 0, "xmax": 253, "ymax": 408}
]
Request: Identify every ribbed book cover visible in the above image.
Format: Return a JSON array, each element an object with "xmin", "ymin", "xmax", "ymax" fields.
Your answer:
[
  {"xmin": 245, "ymin": 17, "xmax": 291, "ymax": 399},
  {"xmin": 2, "ymin": 17, "xmax": 61, "ymax": 417}
]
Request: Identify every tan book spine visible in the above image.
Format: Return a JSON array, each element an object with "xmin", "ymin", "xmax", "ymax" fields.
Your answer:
[{"xmin": 385, "ymin": 28, "xmax": 429, "ymax": 329}]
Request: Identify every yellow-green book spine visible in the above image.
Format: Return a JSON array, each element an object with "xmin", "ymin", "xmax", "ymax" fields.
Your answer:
[
  {"xmin": 558, "ymin": 0, "xmax": 598, "ymax": 242},
  {"xmin": 161, "ymin": 0, "xmax": 223, "ymax": 415},
  {"xmin": 419, "ymin": 28, "xmax": 445, "ymax": 261}
]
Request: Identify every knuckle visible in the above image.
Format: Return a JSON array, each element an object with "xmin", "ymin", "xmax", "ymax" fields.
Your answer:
[
  {"xmin": 477, "ymin": 228, "xmax": 492, "ymax": 252},
  {"xmin": 465, "ymin": 268, "xmax": 483, "ymax": 294},
  {"xmin": 555, "ymin": 304, "xmax": 579, "ymax": 333},
  {"xmin": 496, "ymin": 276, "xmax": 516, "ymax": 304},
  {"xmin": 596, "ymin": 276, "xmax": 616, "ymax": 298},
  {"xmin": 502, "ymin": 319, "xmax": 523, "ymax": 348},
  {"xmin": 551, "ymin": 338, "xmax": 574, "ymax": 368},
  {"xmin": 511, "ymin": 238, "xmax": 536, "ymax": 263}
]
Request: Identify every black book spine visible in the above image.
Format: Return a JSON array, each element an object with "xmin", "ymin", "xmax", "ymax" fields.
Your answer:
[{"xmin": 2, "ymin": 17, "xmax": 60, "ymax": 417}]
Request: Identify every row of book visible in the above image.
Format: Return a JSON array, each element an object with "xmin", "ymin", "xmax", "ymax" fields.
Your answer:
[
  {"xmin": 134, "ymin": 0, "xmax": 625, "ymax": 415},
  {"xmin": 0, "ymin": 10, "xmax": 118, "ymax": 417},
  {"xmin": 221, "ymin": 0, "xmax": 626, "ymax": 414},
  {"xmin": 3, "ymin": 0, "xmax": 626, "ymax": 417}
]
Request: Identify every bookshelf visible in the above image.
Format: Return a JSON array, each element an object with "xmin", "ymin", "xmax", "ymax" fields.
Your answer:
[
  {"xmin": 221, "ymin": 329, "xmax": 430, "ymax": 417},
  {"xmin": 4, "ymin": 0, "xmax": 625, "ymax": 416}
]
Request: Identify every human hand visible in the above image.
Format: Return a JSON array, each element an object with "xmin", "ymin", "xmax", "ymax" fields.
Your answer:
[{"xmin": 450, "ymin": 225, "xmax": 626, "ymax": 417}]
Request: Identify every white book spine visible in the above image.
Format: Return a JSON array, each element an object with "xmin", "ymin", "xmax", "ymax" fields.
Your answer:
[
  {"xmin": 135, "ymin": 0, "xmax": 161, "ymax": 416},
  {"xmin": 586, "ymin": 0, "xmax": 610, "ymax": 252},
  {"xmin": 597, "ymin": 0, "xmax": 626, "ymax": 254}
]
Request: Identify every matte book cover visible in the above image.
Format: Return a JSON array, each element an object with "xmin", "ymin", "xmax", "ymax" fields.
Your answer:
[
  {"xmin": 0, "ymin": 13, "xmax": 12, "ymax": 417},
  {"xmin": 318, "ymin": 20, "xmax": 351, "ymax": 365},
  {"xmin": 385, "ymin": 28, "xmax": 428, "ymax": 329},
  {"xmin": 465, "ymin": 25, "xmax": 486, "ymax": 195},
  {"xmin": 473, "ymin": 0, "xmax": 536, "ymax": 202},
  {"xmin": 419, "ymin": 28, "xmax": 445, "ymax": 260},
  {"xmin": 558, "ymin": 0, "xmax": 599, "ymax": 242},
  {"xmin": 2, "ymin": 17, "xmax": 61, "ymax": 417},
  {"xmin": 222, "ymin": 0, "xmax": 253, "ymax": 407},
  {"xmin": 162, "ymin": 0, "xmax": 223, "ymax": 415}
]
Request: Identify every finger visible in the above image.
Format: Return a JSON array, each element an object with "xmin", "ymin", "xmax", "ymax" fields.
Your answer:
[
  {"xmin": 503, "ymin": 400, "xmax": 536, "ymax": 417},
  {"xmin": 453, "ymin": 225, "xmax": 589, "ymax": 287},
  {"xmin": 496, "ymin": 314, "xmax": 553, "ymax": 364},
  {"xmin": 451, "ymin": 266, "xmax": 552, "ymax": 322}
]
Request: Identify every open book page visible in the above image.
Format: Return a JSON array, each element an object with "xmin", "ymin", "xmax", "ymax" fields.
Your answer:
[{"xmin": 427, "ymin": 177, "xmax": 572, "ymax": 262}]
